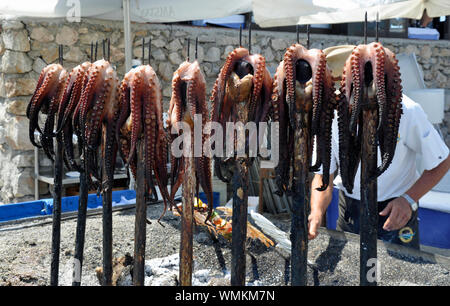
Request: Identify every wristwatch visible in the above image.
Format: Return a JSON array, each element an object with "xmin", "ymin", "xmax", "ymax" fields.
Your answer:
[{"xmin": 401, "ymin": 193, "xmax": 418, "ymax": 212}]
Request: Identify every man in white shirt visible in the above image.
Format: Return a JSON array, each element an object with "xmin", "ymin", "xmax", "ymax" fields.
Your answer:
[{"xmin": 308, "ymin": 46, "xmax": 450, "ymax": 248}]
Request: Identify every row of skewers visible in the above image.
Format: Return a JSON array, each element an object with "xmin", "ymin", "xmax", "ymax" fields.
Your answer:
[{"xmin": 27, "ymin": 21, "xmax": 402, "ymax": 286}]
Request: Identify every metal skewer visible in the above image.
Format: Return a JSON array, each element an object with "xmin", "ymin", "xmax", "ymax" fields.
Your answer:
[
  {"xmin": 107, "ymin": 38, "xmax": 110, "ymax": 62},
  {"xmin": 364, "ymin": 12, "xmax": 368, "ymax": 44},
  {"xmin": 239, "ymin": 25, "xmax": 242, "ymax": 47},
  {"xmin": 102, "ymin": 39, "xmax": 106, "ymax": 60},
  {"xmin": 142, "ymin": 38, "xmax": 145, "ymax": 64},
  {"xmin": 296, "ymin": 25, "xmax": 300, "ymax": 44},
  {"xmin": 90, "ymin": 42, "xmax": 94, "ymax": 61},
  {"xmin": 306, "ymin": 25, "xmax": 310, "ymax": 49},
  {"xmin": 195, "ymin": 37, "xmax": 198, "ymax": 60},
  {"xmin": 248, "ymin": 23, "xmax": 252, "ymax": 54},
  {"xmin": 148, "ymin": 38, "xmax": 151, "ymax": 65},
  {"xmin": 187, "ymin": 38, "xmax": 190, "ymax": 62},
  {"xmin": 375, "ymin": 12, "xmax": 379, "ymax": 42}
]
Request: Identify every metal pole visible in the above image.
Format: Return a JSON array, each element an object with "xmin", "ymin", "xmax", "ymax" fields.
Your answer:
[
  {"xmin": 50, "ymin": 134, "xmax": 64, "ymax": 286},
  {"xmin": 133, "ymin": 139, "xmax": 147, "ymax": 286},
  {"xmin": 359, "ymin": 85, "xmax": 378, "ymax": 286},
  {"xmin": 123, "ymin": 0, "xmax": 132, "ymax": 73}
]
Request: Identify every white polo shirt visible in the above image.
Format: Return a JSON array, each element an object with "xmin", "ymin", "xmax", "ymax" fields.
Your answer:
[{"xmin": 324, "ymin": 94, "xmax": 449, "ymax": 201}]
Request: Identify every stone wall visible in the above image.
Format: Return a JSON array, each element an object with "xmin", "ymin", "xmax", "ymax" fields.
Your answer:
[{"xmin": 0, "ymin": 17, "xmax": 449, "ymax": 203}]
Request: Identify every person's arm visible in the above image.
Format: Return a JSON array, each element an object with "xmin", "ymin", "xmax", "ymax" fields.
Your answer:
[
  {"xmin": 380, "ymin": 153, "xmax": 450, "ymax": 231},
  {"xmin": 308, "ymin": 173, "xmax": 334, "ymax": 239}
]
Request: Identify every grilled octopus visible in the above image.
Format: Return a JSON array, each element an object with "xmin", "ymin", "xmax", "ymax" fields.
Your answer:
[
  {"xmin": 338, "ymin": 42, "xmax": 402, "ymax": 193},
  {"xmin": 210, "ymin": 47, "xmax": 272, "ymax": 182},
  {"xmin": 27, "ymin": 64, "xmax": 68, "ymax": 159},
  {"xmin": 272, "ymin": 43, "xmax": 336, "ymax": 195},
  {"xmin": 55, "ymin": 62, "xmax": 92, "ymax": 171},
  {"xmin": 117, "ymin": 64, "xmax": 172, "ymax": 217},
  {"xmin": 168, "ymin": 60, "xmax": 214, "ymax": 221},
  {"xmin": 77, "ymin": 59, "xmax": 120, "ymax": 190}
]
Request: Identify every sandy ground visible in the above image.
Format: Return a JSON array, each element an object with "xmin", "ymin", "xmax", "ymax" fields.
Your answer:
[{"xmin": 0, "ymin": 201, "xmax": 448, "ymax": 286}]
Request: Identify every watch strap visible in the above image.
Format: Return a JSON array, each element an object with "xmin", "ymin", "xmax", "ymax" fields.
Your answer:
[{"xmin": 401, "ymin": 193, "xmax": 417, "ymax": 211}]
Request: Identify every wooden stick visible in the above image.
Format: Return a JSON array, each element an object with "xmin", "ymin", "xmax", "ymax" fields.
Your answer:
[
  {"xmin": 179, "ymin": 133, "xmax": 195, "ymax": 286},
  {"xmin": 359, "ymin": 85, "xmax": 378, "ymax": 286},
  {"xmin": 50, "ymin": 133, "xmax": 64, "ymax": 286},
  {"xmin": 231, "ymin": 159, "xmax": 249, "ymax": 286},
  {"xmin": 71, "ymin": 152, "xmax": 88, "ymax": 286},
  {"xmin": 290, "ymin": 110, "xmax": 311, "ymax": 286},
  {"xmin": 51, "ymin": 47, "xmax": 64, "ymax": 286},
  {"xmin": 101, "ymin": 129, "xmax": 113, "ymax": 286},
  {"xmin": 133, "ymin": 139, "xmax": 147, "ymax": 285}
]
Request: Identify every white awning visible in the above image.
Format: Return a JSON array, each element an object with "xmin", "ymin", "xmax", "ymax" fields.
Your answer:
[
  {"xmin": 0, "ymin": 0, "xmax": 252, "ymax": 22},
  {"xmin": 252, "ymin": 0, "xmax": 450, "ymax": 27}
]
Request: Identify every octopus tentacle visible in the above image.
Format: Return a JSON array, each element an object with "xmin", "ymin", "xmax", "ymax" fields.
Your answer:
[
  {"xmin": 271, "ymin": 61, "xmax": 290, "ymax": 195},
  {"xmin": 278, "ymin": 43, "xmax": 335, "ymax": 192},
  {"xmin": 77, "ymin": 60, "xmax": 120, "ymax": 187},
  {"xmin": 372, "ymin": 48, "xmax": 403, "ymax": 179},
  {"xmin": 338, "ymin": 42, "xmax": 403, "ymax": 192},
  {"xmin": 169, "ymin": 60, "xmax": 214, "ymax": 221},
  {"xmin": 55, "ymin": 62, "xmax": 92, "ymax": 171},
  {"xmin": 118, "ymin": 65, "xmax": 173, "ymax": 217},
  {"xmin": 27, "ymin": 64, "xmax": 67, "ymax": 149},
  {"xmin": 210, "ymin": 47, "xmax": 272, "ymax": 187}
]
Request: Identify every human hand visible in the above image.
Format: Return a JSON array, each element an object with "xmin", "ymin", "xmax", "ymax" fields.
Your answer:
[
  {"xmin": 379, "ymin": 197, "xmax": 412, "ymax": 231},
  {"xmin": 308, "ymin": 209, "xmax": 324, "ymax": 240}
]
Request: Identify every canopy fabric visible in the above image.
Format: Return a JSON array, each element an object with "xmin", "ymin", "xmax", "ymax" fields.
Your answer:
[
  {"xmin": 253, "ymin": 0, "xmax": 450, "ymax": 27},
  {"xmin": 0, "ymin": 0, "xmax": 252, "ymax": 22}
]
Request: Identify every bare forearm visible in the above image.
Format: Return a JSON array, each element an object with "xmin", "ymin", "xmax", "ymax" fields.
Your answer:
[
  {"xmin": 406, "ymin": 153, "xmax": 450, "ymax": 202},
  {"xmin": 310, "ymin": 173, "xmax": 334, "ymax": 215}
]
